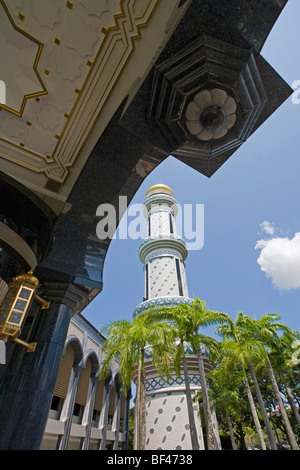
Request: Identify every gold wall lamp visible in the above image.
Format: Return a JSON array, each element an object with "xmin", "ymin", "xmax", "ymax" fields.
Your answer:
[{"xmin": 0, "ymin": 271, "xmax": 50, "ymax": 352}]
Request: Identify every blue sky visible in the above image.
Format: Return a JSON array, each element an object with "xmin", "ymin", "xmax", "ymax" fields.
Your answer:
[{"xmin": 84, "ymin": 0, "xmax": 300, "ymax": 338}]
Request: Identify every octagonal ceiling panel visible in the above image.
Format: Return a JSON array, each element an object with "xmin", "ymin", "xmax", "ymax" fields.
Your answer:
[{"xmin": 147, "ymin": 34, "xmax": 268, "ymax": 162}]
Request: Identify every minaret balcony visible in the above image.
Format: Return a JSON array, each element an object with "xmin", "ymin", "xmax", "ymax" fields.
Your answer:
[
  {"xmin": 138, "ymin": 235, "xmax": 188, "ymax": 264},
  {"xmin": 133, "ymin": 295, "xmax": 193, "ymax": 318}
]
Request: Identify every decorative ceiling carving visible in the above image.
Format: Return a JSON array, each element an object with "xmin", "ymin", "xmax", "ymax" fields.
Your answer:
[
  {"xmin": 0, "ymin": 0, "xmax": 291, "ymax": 222},
  {"xmin": 0, "ymin": 1, "xmax": 47, "ymax": 115},
  {"xmin": 0, "ymin": 0, "xmax": 160, "ymax": 182},
  {"xmin": 185, "ymin": 89, "xmax": 237, "ymax": 141},
  {"xmin": 0, "ymin": 0, "xmax": 188, "ymax": 209},
  {"xmin": 147, "ymin": 34, "xmax": 267, "ymax": 163}
]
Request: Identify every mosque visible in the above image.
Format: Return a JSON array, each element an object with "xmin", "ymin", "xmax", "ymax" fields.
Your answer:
[{"xmin": 133, "ymin": 184, "xmax": 221, "ymax": 450}]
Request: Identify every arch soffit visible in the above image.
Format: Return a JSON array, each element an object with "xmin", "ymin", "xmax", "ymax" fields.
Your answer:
[
  {"xmin": 82, "ymin": 349, "xmax": 99, "ymax": 377},
  {"xmin": 63, "ymin": 335, "xmax": 83, "ymax": 367}
]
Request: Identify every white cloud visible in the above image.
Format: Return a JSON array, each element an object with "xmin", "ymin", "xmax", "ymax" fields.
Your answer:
[
  {"xmin": 255, "ymin": 231, "xmax": 300, "ymax": 291},
  {"xmin": 259, "ymin": 220, "xmax": 275, "ymax": 235}
]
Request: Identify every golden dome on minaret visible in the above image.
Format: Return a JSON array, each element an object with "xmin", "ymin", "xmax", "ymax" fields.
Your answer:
[{"xmin": 145, "ymin": 184, "xmax": 174, "ymax": 198}]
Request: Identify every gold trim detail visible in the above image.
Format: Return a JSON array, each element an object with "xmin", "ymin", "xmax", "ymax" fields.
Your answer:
[
  {"xmin": 0, "ymin": 0, "xmax": 160, "ymax": 184},
  {"xmin": 146, "ymin": 184, "xmax": 175, "ymax": 197}
]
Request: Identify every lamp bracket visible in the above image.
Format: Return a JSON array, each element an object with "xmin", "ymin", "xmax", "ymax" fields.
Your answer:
[
  {"xmin": 35, "ymin": 294, "xmax": 50, "ymax": 310},
  {"xmin": 13, "ymin": 338, "xmax": 37, "ymax": 353}
]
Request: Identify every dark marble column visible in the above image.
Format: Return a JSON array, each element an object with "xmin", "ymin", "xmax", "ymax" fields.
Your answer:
[{"xmin": 0, "ymin": 281, "xmax": 89, "ymax": 450}]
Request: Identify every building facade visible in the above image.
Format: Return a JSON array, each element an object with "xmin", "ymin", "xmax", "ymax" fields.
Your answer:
[
  {"xmin": 133, "ymin": 185, "xmax": 221, "ymax": 450},
  {"xmin": 41, "ymin": 314, "xmax": 131, "ymax": 450}
]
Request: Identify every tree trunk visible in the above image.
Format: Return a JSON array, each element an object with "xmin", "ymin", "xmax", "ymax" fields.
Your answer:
[
  {"xmin": 182, "ymin": 354, "xmax": 199, "ymax": 450},
  {"xmin": 280, "ymin": 370, "xmax": 300, "ymax": 427},
  {"xmin": 137, "ymin": 350, "xmax": 147, "ymax": 451},
  {"xmin": 135, "ymin": 357, "xmax": 142, "ymax": 450},
  {"xmin": 266, "ymin": 359, "xmax": 299, "ymax": 450},
  {"xmin": 227, "ymin": 415, "xmax": 237, "ymax": 450},
  {"xmin": 244, "ymin": 377, "xmax": 266, "ymax": 450},
  {"xmin": 197, "ymin": 348, "xmax": 216, "ymax": 450},
  {"xmin": 237, "ymin": 421, "xmax": 246, "ymax": 450},
  {"xmin": 140, "ymin": 366, "xmax": 146, "ymax": 450},
  {"xmin": 248, "ymin": 363, "xmax": 277, "ymax": 450},
  {"xmin": 135, "ymin": 354, "xmax": 148, "ymax": 451}
]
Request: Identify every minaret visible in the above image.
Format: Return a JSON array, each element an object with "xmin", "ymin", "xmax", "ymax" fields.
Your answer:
[
  {"xmin": 137, "ymin": 184, "xmax": 190, "ymax": 308},
  {"xmin": 133, "ymin": 184, "xmax": 216, "ymax": 450}
]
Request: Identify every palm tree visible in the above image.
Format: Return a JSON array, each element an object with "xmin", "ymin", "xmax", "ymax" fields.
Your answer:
[
  {"xmin": 99, "ymin": 313, "xmax": 174, "ymax": 450},
  {"xmin": 174, "ymin": 336, "xmax": 200, "ymax": 450},
  {"xmin": 272, "ymin": 328, "xmax": 300, "ymax": 427},
  {"xmin": 217, "ymin": 314, "xmax": 270, "ymax": 450},
  {"xmin": 182, "ymin": 298, "xmax": 232, "ymax": 450},
  {"xmin": 148, "ymin": 302, "xmax": 200, "ymax": 450},
  {"xmin": 246, "ymin": 313, "xmax": 299, "ymax": 450},
  {"xmin": 219, "ymin": 338, "xmax": 267, "ymax": 450},
  {"xmin": 234, "ymin": 313, "xmax": 278, "ymax": 450},
  {"xmin": 205, "ymin": 364, "xmax": 243, "ymax": 450},
  {"xmin": 217, "ymin": 312, "xmax": 288, "ymax": 450},
  {"xmin": 159, "ymin": 304, "xmax": 200, "ymax": 450},
  {"xmin": 149, "ymin": 298, "xmax": 232, "ymax": 450},
  {"xmin": 247, "ymin": 361, "xmax": 277, "ymax": 450}
]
